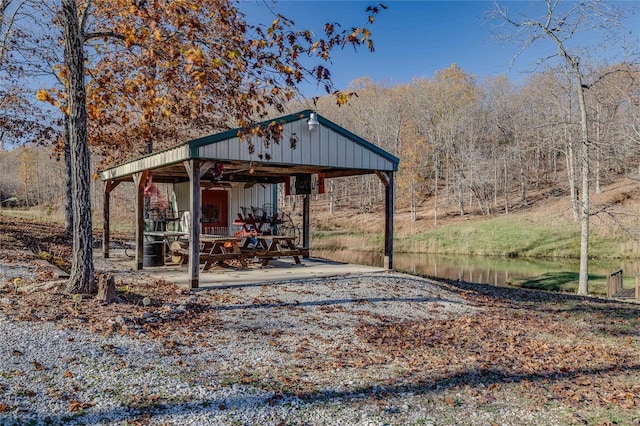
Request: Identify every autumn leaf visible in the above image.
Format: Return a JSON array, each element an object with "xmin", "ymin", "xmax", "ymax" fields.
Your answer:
[
  {"xmin": 35, "ymin": 89, "xmax": 55, "ymax": 105},
  {"xmin": 31, "ymin": 361, "xmax": 45, "ymax": 371},
  {"xmin": 69, "ymin": 400, "xmax": 94, "ymax": 412}
]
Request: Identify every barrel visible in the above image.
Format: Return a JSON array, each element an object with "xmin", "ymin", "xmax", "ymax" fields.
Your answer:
[{"xmin": 143, "ymin": 241, "xmax": 165, "ymax": 267}]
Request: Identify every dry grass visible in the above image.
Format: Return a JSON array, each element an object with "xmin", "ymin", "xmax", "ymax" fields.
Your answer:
[{"xmin": 311, "ymin": 178, "xmax": 640, "ymax": 259}]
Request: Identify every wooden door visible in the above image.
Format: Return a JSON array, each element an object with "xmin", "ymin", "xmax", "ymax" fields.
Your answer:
[{"xmin": 201, "ymin": 189, "xmax": 228, "ymax": 234}]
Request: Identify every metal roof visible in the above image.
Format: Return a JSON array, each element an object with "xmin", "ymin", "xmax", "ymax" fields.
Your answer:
[{"xmin": 99, "ymin": 110, "xmax": 399, "ymax": 184}]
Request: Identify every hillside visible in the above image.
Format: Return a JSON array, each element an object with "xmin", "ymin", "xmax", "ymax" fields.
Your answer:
[
  {"xmin": 2, "ymin": 171, "xmax": 639, "ymax": 260},
  {"xmin": 310, "ymin": 177, "xmax": 640, "ymax": 260}
]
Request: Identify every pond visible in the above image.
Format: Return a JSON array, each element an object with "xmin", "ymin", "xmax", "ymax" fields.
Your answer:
[{"xmin": 311, "ymin": 249, "xmax": 640, "ymax": 289}]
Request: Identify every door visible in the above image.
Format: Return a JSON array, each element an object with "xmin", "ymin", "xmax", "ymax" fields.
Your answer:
[{"xmin": 201, "ymin": 189, "xmax": 228, "ymax": 234}]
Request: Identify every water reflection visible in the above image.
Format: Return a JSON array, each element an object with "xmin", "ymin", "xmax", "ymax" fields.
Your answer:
[{"xmin": 312, "ymin": 250, "xmax": 639, "ymax": 286}]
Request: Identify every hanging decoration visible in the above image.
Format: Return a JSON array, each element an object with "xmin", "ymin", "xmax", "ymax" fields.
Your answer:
[{"xmin": 211, "ymin": 162, "xmax": 224, "ymax": 180}]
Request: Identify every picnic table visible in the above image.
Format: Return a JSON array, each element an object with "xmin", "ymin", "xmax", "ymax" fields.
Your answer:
[
  {"xmin": 169, "ymin": 234, "xmax": 308, "ymax": 270},
  {"xmin": 239, "ymin": 235, "xmax": 305, "ymax": 267},
  {"xmin": 200, "ymin": 236, "xmax": 248, "ymax": 270}
]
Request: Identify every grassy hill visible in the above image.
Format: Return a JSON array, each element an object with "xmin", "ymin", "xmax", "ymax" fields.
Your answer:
[
  {"xmin": 2, "ymin": 176, "xmax": 638, "ymax": 261},
  {"xmin": 311, "ymin": 178, "xmax": 640, "ymax": 261}
]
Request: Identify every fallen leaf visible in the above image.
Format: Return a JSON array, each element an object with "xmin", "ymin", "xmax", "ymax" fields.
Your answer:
[
  {"xmin": 31, "ymin": 361, "xmax": 45, "ymax": 371},
  {"xmin": 69, "ymin": 400, "xmax": 93, "ymax": 412}
]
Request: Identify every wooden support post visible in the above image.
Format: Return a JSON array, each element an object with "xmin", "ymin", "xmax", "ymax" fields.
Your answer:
[
  {"xmin": 185, "ymin": 160, "xmax": 202, "ymax": 289},
  {"xmin": 376, "ymin": 171, "xmax": 394, "ymax": 270},
  {"xmin": 302, "ymin": 194, "xmax": 310, "ymax": 257},
  {"xmin": 102, "ymin": 180, "xmax": 120, "ymax": 259},
  {"xmin": 132, "ymin": 171, "xmax": 149, "ymax": 271}
]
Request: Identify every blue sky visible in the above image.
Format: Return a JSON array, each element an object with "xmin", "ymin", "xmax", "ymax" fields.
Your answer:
[{"xmin": 242, "ymin": 1, "xmax": 640, "ymax": 96}]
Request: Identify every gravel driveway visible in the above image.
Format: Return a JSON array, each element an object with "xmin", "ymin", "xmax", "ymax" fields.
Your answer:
[{"xmin": 0, "ymin": 270, "xmax": 502, "ymax": 426}]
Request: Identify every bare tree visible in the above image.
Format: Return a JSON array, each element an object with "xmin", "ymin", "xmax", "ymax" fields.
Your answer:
[{"xmin": 492, "ymin": 0, "xmax": 635, "ymax": 295}]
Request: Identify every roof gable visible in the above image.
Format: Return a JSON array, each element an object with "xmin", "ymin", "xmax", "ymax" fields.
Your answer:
[
  {"xmin": 100, "ymin": 110, "xmax": 398, "ymax": 182},
  {"xmin": 189, "ymin": 110, "xmax": 398, "ymax": 170}
]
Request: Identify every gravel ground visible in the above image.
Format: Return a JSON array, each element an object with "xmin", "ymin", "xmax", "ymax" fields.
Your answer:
[
  {"xmin": 0, "ymin": 271, "xmax": 497, "ymax": 426},
  {"xmin": 1, "ymin": 253, "xmax": 577, "ymax": 426}
]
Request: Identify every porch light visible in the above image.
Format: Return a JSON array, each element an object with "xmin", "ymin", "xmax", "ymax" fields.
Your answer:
[{"xmin": 307, "ymin": 112, "xmax": 319, "ymax": 132}]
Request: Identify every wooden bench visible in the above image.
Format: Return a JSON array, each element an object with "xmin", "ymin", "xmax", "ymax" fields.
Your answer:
[
  {"xmin": 241, "ymin": 247, "xmax": 308, "ymax": 266},
  {"xmin": 607, "ymin": 269, "xmax": 640, "ymax": 301}
]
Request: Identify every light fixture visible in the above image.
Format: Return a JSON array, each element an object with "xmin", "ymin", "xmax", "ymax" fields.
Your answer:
[{"xmin": 307, "ymin": 112, "xmax": 319, "ymax": 133}]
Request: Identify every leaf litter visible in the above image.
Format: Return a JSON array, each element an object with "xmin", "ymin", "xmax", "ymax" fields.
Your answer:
[{"xmin": 1, "ymin": 214, "xmax": 640, "ymax": 425}]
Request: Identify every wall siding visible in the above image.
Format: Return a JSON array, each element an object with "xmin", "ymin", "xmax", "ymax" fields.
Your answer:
[
  {"xmin": 173, "ymin": 182, "xmax": 273, "ymax": 233},
  {"xmin": 197, "ymin": 119, "xmax": 395, "ymax": 171},
  {"xmin": 101, "ymin": 115, "xmax": 397, "ymax": 185}
]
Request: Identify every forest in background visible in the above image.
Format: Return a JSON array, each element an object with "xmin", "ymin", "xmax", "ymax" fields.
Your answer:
[{"xmin": 2, "ymin": 62, "xmax": 639, "ymax": 228}]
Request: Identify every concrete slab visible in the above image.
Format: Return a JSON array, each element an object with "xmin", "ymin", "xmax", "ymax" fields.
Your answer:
[{"xmin": 97, "ymin": 249, "xmax": 386, "ymax": 290}]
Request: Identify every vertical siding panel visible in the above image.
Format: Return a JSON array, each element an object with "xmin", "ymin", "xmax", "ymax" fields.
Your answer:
[
  {"xmin": 294, "ymin": 121, "xmax": 306, "ymax": 162},
  {"xmin": 345, "ymin": 141, "xmax": 361, "ymax": 167},
  {"xmin": 316, "ymin": 126, "xmax": 322, "ymax": 164},
  {"xmin": 350, "ymin": 142, "xmax": 359, "ymax": 169},
  {"xmin": 327, "ymin": 131, "xmax": 336, "ymax": 167},
  {"xmin": 342, "ymin": 137, "xmax": 348, "ymax": 168},
  {"xmin": 313, "ymin": 125, "xmax": 321, "ymax": 165},
  {"xmin": 362, "ymin": 143, "xmax": 368, "ymax": 169},
  {"xmin": 335, "ymin": 132, "xmax": 343, "ymax": 167},
  {"xmin": 174, "ymin": 182, "xmax": 190, "ymax": 214},
  {"xmin": 273, "ymin": 135, "xmax": 283, "ymax": 163},
  {"xmin": 323, "ymin": 126, "xmax": 332, "ymax": 166},
  {"xmin": 302, "ymin": 123, "xmax": 312, "ymax": 165},
  {"xmin": 232, "ymin": 137, "xmax": 241, "ymax": 161},
  {"xmin": 316, "ymin": 126, "xmax": 324, "ymax": 164},
  {"xmin": 298, "ymin": 125, "xmax": 306, "ymax": 165},
  {"xmin": 280, "ymin": 129, "xmax": 290, "ymax": 164},
  {"xmin": 340, "ymin": 134, "xmax": 348, "ymax": 168}
]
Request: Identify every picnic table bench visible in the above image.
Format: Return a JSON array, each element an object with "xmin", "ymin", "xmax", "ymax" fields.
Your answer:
[
  {"xmin": 239, "ymin": 235, "xmax": 307, "ymax": 267},
  {"xmin": 169, "ymin": 234, "xmax": 308, "ymax": 270}
]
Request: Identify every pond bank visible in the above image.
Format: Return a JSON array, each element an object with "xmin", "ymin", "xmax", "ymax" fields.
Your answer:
[{"xmin": 312, "ymin": 249, "xmax": 640, "ymax": 296}]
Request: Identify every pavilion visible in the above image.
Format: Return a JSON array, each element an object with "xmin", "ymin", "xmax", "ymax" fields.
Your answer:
[{"xmin": 99, "ymin": 110, "xmax": 399, "ymax": 288}]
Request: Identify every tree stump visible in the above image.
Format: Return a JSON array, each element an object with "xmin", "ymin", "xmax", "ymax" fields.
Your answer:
[{"xmin": 96, "ymin": 273, "xmax": 118, "ymax": 304}]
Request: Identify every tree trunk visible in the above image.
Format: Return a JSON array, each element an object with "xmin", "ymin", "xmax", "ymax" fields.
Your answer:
[
  {"xmin": 64, "ymin": 114, "xmax": 73, "ymax": 236},
  {"xmin": 503, "ymin": 154, "xmax": 509, "ymax": 214},
  {"xmin": 62, "ymin": 0, "xmax": 95, "ymax": 294},
  {"xmin": 433, "ymin": 149, "xmax": 439, "ymax": 226},
  {"xmin": 457, "ymin": 179, "xmax": 465, "ymax": 216},
  {"xmin": 328, "ymin": 181, "xmax": 334, "ymax": 215},
  {"xmin": 410, "ymin": 183, "xmax": 416, "ymax": 222},
  {"xmin": 565, "ymin": 131, "xmax": 580, "ymax": 222},
  {"xmin": 576, "ymin": 75, "xmax": 590, "ymax": 296}
]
